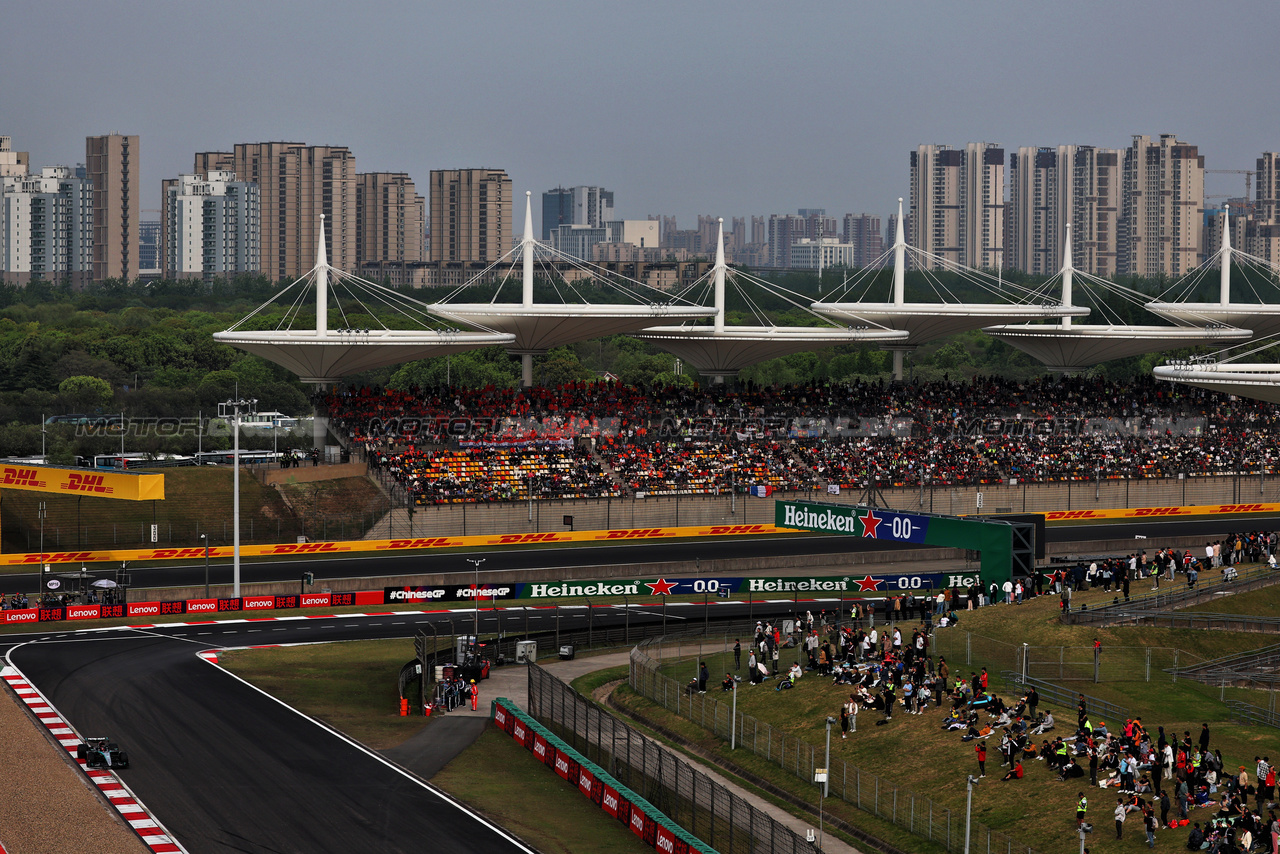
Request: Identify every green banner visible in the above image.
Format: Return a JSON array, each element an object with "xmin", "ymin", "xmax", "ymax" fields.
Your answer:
[{"xmin": 774, "ymin": 500, "xmax": 1013, "ymax": 585}]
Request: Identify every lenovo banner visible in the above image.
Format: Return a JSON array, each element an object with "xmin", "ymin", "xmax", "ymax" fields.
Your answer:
[
  {"xmin": 101, "ymin": 604, "xmax": 125, "ymax": 618},
  {"xmin": 300, "ymin": 593, "xmax": 330, "ymax": 608},
  {"xmin": 242, "ymin": 596, "xmax": 275, "ymax": 611},
  {"xmin": 601, "ymin": 784, "xmax": 622, "ymax": 818},
  {"xmin": 2, "ymin": 608, "xmax": 39, "ymax": 625},
  {"xmin": 38, "ymin": 607, "xmax": 64, "ymax": 622},
  {"xmin": 383, "ymin": 584, "xmax": 518, "ymax": 604},
  {"xmin": 185, "ymin": 599, "xmax": 219, "ymax": 615},
  {"xmin": 578, "ymin": 767, "xmax": 596, "ymax": 799},
  {"xmin": 65, "ymin": 604, "xmax": 100, "ymax": 621}
]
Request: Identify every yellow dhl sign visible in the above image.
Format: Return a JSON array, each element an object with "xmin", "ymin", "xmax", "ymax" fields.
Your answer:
[
  {"xmin": 0, "ymin": 523, "xmax": 782, "ymax": 565},
  {"xmin": 1042, "ymin": 502, "xmax": 1280, "ymax": 523},
  {"xmin": 0, "ymin": 465, "xmax": 164, "ymax": 501}
]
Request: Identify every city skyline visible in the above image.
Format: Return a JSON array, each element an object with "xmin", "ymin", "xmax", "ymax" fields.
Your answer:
[{"xmin": 3, "ymin": 0, "xmax": 1274, "ymax": 231}]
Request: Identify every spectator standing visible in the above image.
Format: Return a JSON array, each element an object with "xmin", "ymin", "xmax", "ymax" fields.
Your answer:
[
  {"xmin": 1115, "ymin": 798, "xmax": 1127, "ymax": 839},
  {"xmin": 976, "ymin": 742, "xmax": 987, "ymax": 777},
  {"xmin": 733, "ymin": 639, "xmax": 741, "ymax": 670},
  {"xmin": 698, "ymin": 662, "xmax": 709, "ymax": 694}
]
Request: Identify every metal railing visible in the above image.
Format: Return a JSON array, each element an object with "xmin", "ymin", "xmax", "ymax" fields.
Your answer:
[
  {"xmin": 1226, "ymin": 700, "xmax": 1280, "ymax": 729},
  {"xmin": 997, "ymin": 671, "xmax": 1128, "ymax": 726},
  {"xmin": 1063, "ymin": 564, "xmax": 1278, "ymax": 626},
  {"xmin": 527, "ymin": 664, "xmax": 814, "ymax": 854},
  {"xmin": 629, "ymin": 636, "xmax": 1037, "ymax": 854}
]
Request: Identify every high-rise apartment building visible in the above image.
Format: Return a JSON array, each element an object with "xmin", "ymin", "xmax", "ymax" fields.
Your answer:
[
  {"xmin": 163, "ymin": 171, "xmax": 260, "ymax": 280},
  {"xmin": 842, "ymin": 213, "xmax": 885, "ymax": 267},
  {"xmin": 429, "ymin": 169, "xmax": 512, "ymax": 263},
  {"xmin": 1071, "ymin": 146, "xmax": 1123, "ymax": 278},
  {"xmin": 767, "ymin": 214, "xmax": 806, "ymax": 267},
  {"xmin": 1257, "ymin": 152, "xmax": 1280, "ymax": 224},
  {"xmin": 0, "ymin": 167, "xmax": 94, "ymax": 286},
  {"xmin": 908, "ymin": 142, "xmax": 1005, "ymax": 270},
  {"xmin": 194, "ymin": 143, "xmax": 356, "ymax": 281},
  {"xmin": 137, "ymin": 221, "xmax": 161, "ymax": 276},
  {"xmin": 355, "ymin": 172, "xmax": 425, "ymax": 266},
  {"xmin": 542, "ymin": 187, "xmax": 572, "ymax": 240},
  {"xmin": 1120, "ymin": 134, "xmax": 1204, "ymax": 277},
  {"xmin": 730, "ymin": 217, "xmax": 746, "ymax": 254},
  {"xmin": 571, "ymin": 186, "xmax": 613, "ymax": 229},
  {"xmin": 86, "ymin": 134, "xmax": 139, "ymax": 282},
  {"xmin": 1009, "ymin": 146, "xmax": 1075, "ymax": 275}
]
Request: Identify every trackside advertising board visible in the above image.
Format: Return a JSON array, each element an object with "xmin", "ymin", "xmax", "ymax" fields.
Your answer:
[
  {"xmin": 384, "ymin": 572, "xmax": 948, "ymax": 604},
  {"xmin": 2, "ymin": 499, "xmax": 1275, "ymax": 567},
  {"xmin": 1, "ymin": 464, "xmax": 164, "ymax": 500},
  {"xmin": 775, "ymin": 499, "xmax": 1014, "ymax": 584},
  {"xmin": 2, "ymin": 591, "xmax": 385, "ymax": 624},
  {"xmin": 491, "ymin": 698, "xmax": 714, "ymax": 854},
  {"xmin": 0, "ymin": 523, "xmax": 778, "ymax": 566}
]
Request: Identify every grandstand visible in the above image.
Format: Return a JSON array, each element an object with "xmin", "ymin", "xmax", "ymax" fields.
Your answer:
[{"xmin": 321, "ymin": 375, "xmax": 1280, "ymax": 504}]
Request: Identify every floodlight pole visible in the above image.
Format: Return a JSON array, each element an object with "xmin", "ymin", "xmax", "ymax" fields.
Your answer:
[
  {"xmin": 220, "ymin": 397, "xmax": 257, "ymax": 598},
  {"xmin": 200, "ymin": 533, "xmax": 209, "ymax": 598},
  {"xmin": 466, "ymin": 558, "xmax": 485, "ymax": 646},
  {"xmin": 964, "ymin": 775, "xmax": 979, "ymax": 854}
]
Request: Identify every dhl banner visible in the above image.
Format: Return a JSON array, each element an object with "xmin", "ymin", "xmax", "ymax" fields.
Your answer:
[
  {"xmin": 2, "ymin": 499, "xmax": 1275, "ymax": 566},
  {"xmin": 0, "ymin": 522, "xmax": 780, "ymax": 565},
  {"xmin": 1042, "ymin": 502, "xmax": 1280, "ymax": 523},
  {"xmin": 0, "ymin": 465, "xmax": 164, "ymax": 501}
]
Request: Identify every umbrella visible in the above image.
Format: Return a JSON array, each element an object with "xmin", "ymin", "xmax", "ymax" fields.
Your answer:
[{"xmin": 91, "ymin": 579, "xmax": 117, "ymax": 589}]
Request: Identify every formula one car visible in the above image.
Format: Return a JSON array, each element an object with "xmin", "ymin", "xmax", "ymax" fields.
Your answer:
[{"xmin": 78, "ymin": 736, "xmax": 129, "ymax": 770}]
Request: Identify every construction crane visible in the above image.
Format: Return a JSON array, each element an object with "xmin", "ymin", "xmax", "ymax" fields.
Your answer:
[{"xmin": 1206, "ymin": 169, "xmax": 1253, "ymax": 202}]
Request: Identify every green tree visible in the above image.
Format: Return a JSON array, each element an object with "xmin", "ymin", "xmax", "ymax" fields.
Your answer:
[{"xmin": 57, "ymin": 375, "xmax": 114, "ymax": 411}]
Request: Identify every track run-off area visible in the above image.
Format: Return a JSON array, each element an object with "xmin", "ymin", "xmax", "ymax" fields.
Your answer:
[{"xmin": 0, "ymin": 513, "xmax": 1271, "ymax": 853}]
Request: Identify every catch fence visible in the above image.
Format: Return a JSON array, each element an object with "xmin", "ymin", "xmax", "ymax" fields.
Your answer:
[
  {"xmin": 527, "ymin": 664, "xmax": 814, "ymax": 854},
  {"xmin": 931, "ymin": 627, "xmax": 1207, "ymax": 684},
  {"xmin": 629, "ymin": 636, "xmax": 1038, "ymax": 854}
]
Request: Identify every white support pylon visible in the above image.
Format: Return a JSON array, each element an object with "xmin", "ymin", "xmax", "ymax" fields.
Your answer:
[
  {"xmin": 1061, "ymin": 223, "xmax": 1074, "ymax": 329},
  {"xmin": 714, "ymin": 217, "xmax": 726, "ymax": 333},
  {"xmin": 316, "ymin": 214, "xmax": 328, "ymax": 335},
  {"xmin": 522, "ymin": 191, "xmax": 534, "ymax": 308},
  {"xmin": 1220, "ymin": 204, "xmax": 1232, "ymax": 306},
  {"xmin": 892, "ymin": 198, "xmax": 906, "ymax": 306}
]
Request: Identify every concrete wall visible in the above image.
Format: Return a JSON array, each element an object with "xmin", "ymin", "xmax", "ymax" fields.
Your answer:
[{"xmin": 367, "ymin": 474, "xmax": 1275, "ymax": 540}]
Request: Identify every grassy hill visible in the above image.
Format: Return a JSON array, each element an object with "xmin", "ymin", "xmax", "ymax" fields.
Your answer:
[{"xmin": 0, "ymin": 467, "xmax": 388, "ymax": 554}]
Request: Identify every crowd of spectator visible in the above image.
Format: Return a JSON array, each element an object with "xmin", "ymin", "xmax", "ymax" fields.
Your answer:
[{"xmin": 320, "ymin": 376, "xmax": 1280, "ymax": 504}]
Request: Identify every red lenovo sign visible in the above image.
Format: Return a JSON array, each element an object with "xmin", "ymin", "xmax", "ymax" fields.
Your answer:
[
  {"xmin": 66, "ymin": 604, "xmax": 100, "ymax": 620},
  {"xmin": 2, "ymin": 608, "xmax": 39, "ymax": 624}
]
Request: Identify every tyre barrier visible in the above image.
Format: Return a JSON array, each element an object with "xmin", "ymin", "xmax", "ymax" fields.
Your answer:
[{"xmin": 492, "ymin": 698, "xmax": 713, "ymax": 854}]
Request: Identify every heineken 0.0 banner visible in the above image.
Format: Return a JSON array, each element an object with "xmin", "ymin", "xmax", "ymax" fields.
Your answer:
[
  {"xmin": 774, "ymin": 499, "xmax": 1015, "ymax": 584},
  {"xmin": 383, "ymin": 572, "xmax": 954, "ymax": 604}
]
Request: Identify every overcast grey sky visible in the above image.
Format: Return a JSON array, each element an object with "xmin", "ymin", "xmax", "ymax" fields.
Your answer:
[{"xmin": 4, "ymin": 0, "xmax": 1275, "ymax": 230}]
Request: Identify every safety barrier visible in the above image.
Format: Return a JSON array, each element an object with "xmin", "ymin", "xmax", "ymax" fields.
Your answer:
[
  {"xmin": 0, "ymin": 590, "xmax": 385, "ymax": 625},
  {"xmin": 492, "ymin": 696, "xmax": 716, "ymax": 854}
]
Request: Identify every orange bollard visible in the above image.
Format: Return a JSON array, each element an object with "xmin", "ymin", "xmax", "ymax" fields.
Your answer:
[{"xmin": 399, "ymin": 698, "xmax": 409, "ymax": 717}]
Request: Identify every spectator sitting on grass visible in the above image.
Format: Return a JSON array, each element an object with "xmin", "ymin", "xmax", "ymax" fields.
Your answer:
[{"xmin": 1002, "ymin": 761, "xmax": 1025, "ymax": 781}]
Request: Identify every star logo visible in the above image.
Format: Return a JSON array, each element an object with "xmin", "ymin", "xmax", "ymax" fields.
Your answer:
[
  {"xmin": 646, "ymin": 578, "xmax": 678, "ymax": 596},
  {"xmin": 856, "ymin": 575, "xmax": 883, "ymax": 591},
  {"xmin": 860, "ymin": 510, "xmax": 882, "ymax": 538}
]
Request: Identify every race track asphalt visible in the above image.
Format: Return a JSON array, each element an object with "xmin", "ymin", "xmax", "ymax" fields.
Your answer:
[
  {"xmin": 4, "ymin": 515, "xmax": 1268, "ymax": 593},
  {"xmin": 9, "ymin": 629, "xmax": 539, "ymax": 854}
]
